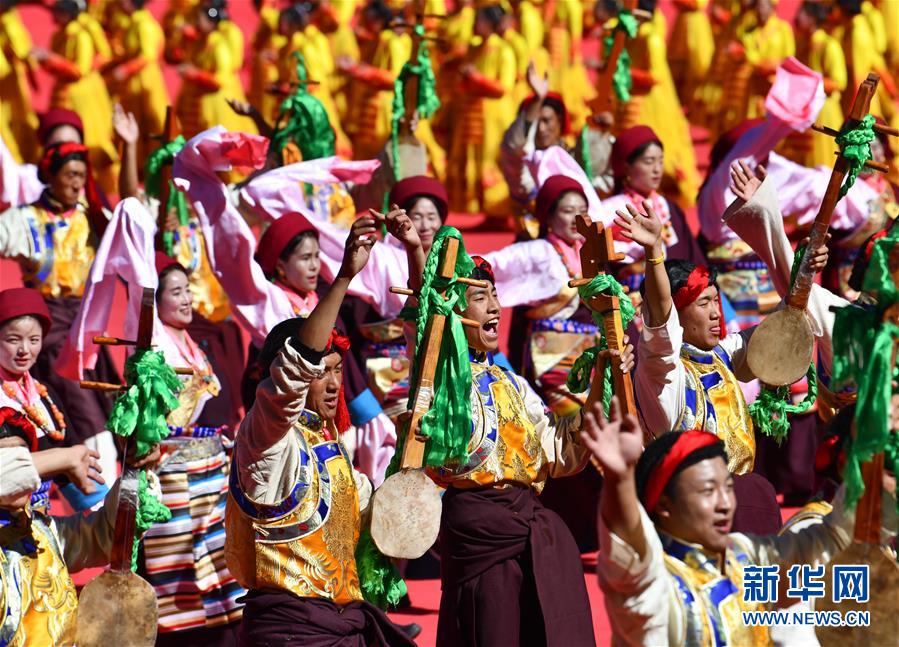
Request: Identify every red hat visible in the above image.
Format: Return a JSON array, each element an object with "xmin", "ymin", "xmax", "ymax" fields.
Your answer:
[
  {"xmin": 255, "ymin": 213, "xmax": 317, "ymax": 276},
  {"xmin": 37, "ymin": 108, "xmax": 84, "ymax": 145},
  {"xmin": 0, "ymin": 288, "xmax": 52, "ymax": 336},
  {"xmin": 155, "ymin": 252, "xmax": 181, "ymax": 275},
  {"xmin": 470, "ymin": 255, "xmax": 495, "ymax": 283},
  {"xmin": 610, "ymin": 125, "xmax": 662, "ymax": 180},
  {"xmin": 534, "ymin": 175, "xmax": 587, "ymax": 225},
  {"xmin": 388, "ymin": 176, "xmax": 448, "ymax": 221},
  {"xmin": 521, "ymin": 92, "xmax": 571, "ymax": 135}
]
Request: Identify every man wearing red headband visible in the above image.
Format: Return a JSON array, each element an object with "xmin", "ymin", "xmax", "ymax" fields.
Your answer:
[
  {"xmin": 579, "ymin": 398, "xmax": 883, "ymax": 646},
  {"xmin": 225, "ymin": 221, "xmax": 415, "ymax": 645}
]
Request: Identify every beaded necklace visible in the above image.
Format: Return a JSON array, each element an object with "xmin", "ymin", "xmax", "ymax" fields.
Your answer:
[{"xmin": 1, "ymin": 375, "xmax": 66, "ymax": 442}]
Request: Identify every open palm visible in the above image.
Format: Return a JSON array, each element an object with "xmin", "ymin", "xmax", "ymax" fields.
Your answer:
[
  {"xmin": 729, "ymin": 159, "xmax": 766, "ymax": 202},
  {"xmin": 613, "ymin": 201, "xmax": 663, "ymax": 249},
  {"xmin": 579, "ymin": 397, "xmax": 643, "ymax": 479}
]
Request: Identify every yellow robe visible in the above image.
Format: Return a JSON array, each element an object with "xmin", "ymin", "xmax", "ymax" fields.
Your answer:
[
  {"xmin": 833, "ymin": 14, "xmax": 893, "ymax": 127},
  {"xmin": 668, "ymin": 0, "xmax": 714, "ymax": 117},
  {"xmin": 731, "ymin": 16, "xmax": 796, "ymax": 125},
  {"xmin": 119, "ymin": 9, "xmax": 169, "ymax": 164},
  {"xmin": 176, "ymin": 30, "xmax": 257, "ymax": 139},
  {"xmin": 445, "ymin": 32, "xmax": 516, "ymax": 215},
  {"xmin": 344, "ymin": 29, "xmax": 411, "ymax": 161},
  {"xmin": 617, "ymin": 14, "xmax": 700, "ymax": 206},
  {"xmin": 798, "ymin": 29, "xmax": 847, "ymax": 168},
  {"xmin": 544, "ymin": 0, "xmax": 595, "ymax": 132},
  {"xmin": 881, "ymin": 0, "xmax": 899, "ymax": 77},
  {"xmin": 249, "ymin": 5, "xmax": 286, "ymax": 124},
  {"xmin": 0, "ymin": 9, "xmax": 38, "ymax": 163},
  {"xmin": 48, "ymin": 19, "xmax": 118, "ymax": 195},
  {"xmin": 280, "ymin": 26, "xmax": 352, "ymax": 157}
]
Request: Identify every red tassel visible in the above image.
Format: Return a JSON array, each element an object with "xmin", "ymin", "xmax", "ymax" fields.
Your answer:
[{"xmin": 327, "ymin": 329, "xmax": 352, "ymax": 436}]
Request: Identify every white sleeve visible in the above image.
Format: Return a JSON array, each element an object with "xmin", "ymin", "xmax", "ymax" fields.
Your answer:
[
  {"xmin": 718, "ymin": 327, "xmax": 755, "ymax": 382},
  {"xmin": 0, "ymin": 205, "xmax": 35, "ymax": 261},
  {"xmin": 482, "ymin": 239, "xmax": 571, "ymax": 308},
  {"xmin": 235, "ymin": 340, "xmax": 324, "ymax": 504},
  {"xmin": 634, "ymin": 306, "xmax": 685, "ymax": 436},
  {"xmin": 597, "ymin": 505, "xmax": 678, "ymax": 646},
  {"xmin": 0, "ymin": 446, "xmax": 40, "ymax": 506}
]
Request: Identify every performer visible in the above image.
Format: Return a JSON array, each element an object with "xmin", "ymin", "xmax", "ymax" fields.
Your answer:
[
  {"xmin": 602, "ymin": 125, "xmax": 705, "ymax": 305},
  {"xmin": 793, "ymin": 1, "xmax": 847, "ymax": 168},
  {"xmin": 0, "ymin": 432, "xmax": 157, "ymax": 645},
  {"xmin": 582, "ymin": 398, "xmax": 891, "ymax": 646},
  {"xmin": 107, "ymin": 0, "xmax": 169, "ymax": 165},
  {"xmin": 617, "ymin": 200, "xmax": 826, "ymax": 531},
  {"xmin": 225, "ymin": 215, "xmax": 415, "ymax": 646},
  {"xmin": 175, "ymin": 1, "xmax": 257, "ymax": 138},
  {"xmin": 394, "ymin": 224, "xmax": 610, "ymax": 646},
  {"xmin": 445, "ymin": 1, "xmax": 516, "ymax": 215},
  {"xmin": 0, "ymin": 142, "xmax": 119, "ymax": 480},
  {"xmin": 34, "ymin": 0, "xmax": 118, "ymax": 193},
  {"xmin": 0, "ymin": 1, "xmax": 39, "ymax": 163},
  {"xmin": 668, "ymin": 0, "xmax": 714, "ymax": 117}
]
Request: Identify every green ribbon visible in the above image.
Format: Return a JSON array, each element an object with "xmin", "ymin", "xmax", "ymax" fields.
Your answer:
[
  {"xmin": 836, "ymin": 114, "xmax": 875, "ymax": 198},
  {"xmin": 145, "ymin": 136, "xmax": 190, "ymax": 257},
  {"xmin": 390, "ymin": 25, "xmax": 441, "ymax": 180},
  {"xmin": 831, "ymin": 226, "xmax": 899, "ymax": 513},
  {"xmin": 355, "ymin": 526, "xmax": 407, "ymax": 608},
  {"xmin": 393, "ymin": 226, "xmax": 475, "ymax": 469},
  {"xmin": 602, "ymin": 9, "xmax": 638, "ymax": 102},
  {"xmin": 271, "ymin": 53, "xmax": 336, "ymax": 162},
  {"xmin": 107, "ymin": 349, "xmax": 181, "ymax": 570},
  {"xmin": 749, "ymin": 246, "xmax": 818, "ymax": 441},
  {"xmin": 565, "ymin": 274, "xmax": 636, "ymax": 416},
  {"xmin": 578, "ymin": 125, "xmax": 594, "ymax": 183}
]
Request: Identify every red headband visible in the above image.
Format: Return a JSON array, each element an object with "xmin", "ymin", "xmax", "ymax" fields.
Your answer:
[
  {"xmin": 469, "ymin": 255, "xmax": 495, "ymax": 284},
  {"xmin": 38, "ymin": 141, "xmax": 88, "ymax": 182},
  {"xmin": 643, "ymin": 430, "xmax": 720, "ymax": 514},
  {"xmin": 672, "ymin": 266, "xmax": 726, "ymax": 340},
  {"xmin": 38, "ymin": 141, "xmax": 106, "ymax": 237},
  {"xmin": 327, "ymin": 329, "xmax": 351, "ymax": 435},
  {"xmin": 863, "ymin": 230, "xmax": 888, "ymax": 264}
]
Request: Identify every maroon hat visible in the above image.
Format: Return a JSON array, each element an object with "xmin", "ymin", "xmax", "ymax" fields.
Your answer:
[
  {"xmin": 708, "ymin": 119, "xmax": 764, "ymax": 175},
  {"xmin": 37, "ymin": 108, "xmax": 84, "ymax": 145},
  {"xmin": 388, "ymin": 176, "xmax": 448, "ymax": 221},
  {"xmin": 155, "ymin": 252, "xmax": 181, "ymax": 275},
  {"xmin": 0, "ymin": 288, "xmax": 52, "ymax": 336},
  {"xmin": 534, "ymin": 175, "xmax": 587, "ymax": 225},
  {"xmin": 521, "ymin": 92, "xmax": 571, "ymax": 135},
  {"xmin": 255, "ymin": 213, "xmax": 317, "ymax": 276},
  {"xmin": 610, "ymin": 125, "xmax": 662, "ymax": 180}
]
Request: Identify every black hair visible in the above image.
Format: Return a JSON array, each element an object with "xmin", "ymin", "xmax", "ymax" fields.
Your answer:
[
  {"xmin": 836, "ymin": 0, "xmax": 862, "ymax": 16},
  {"xmin": 799, "ymin": 0, "xmax": 830, "ymax": 24},
  {"xmin": 595, "ymin": 0, "xmax": 621, "ymax": 16},
  {"xmin": 637, "ymin": 0, "xmax": 657, "ymax": 13},
  {"xmin": 541, "ymin": 95, "xmax": 567, "ymax": 126},
  {"xmin": 240, "ymin": 317, "xmax": 345, "ymax": 409},
  {"xmin": 638, "ymin": 259, "xmax": 718, "ymax": 300},
  {"xmin": 363, "ymin": 0, "xmax": 394, "ymax": 28},
  {"xmin": 157, "ymin": 262, "xmax": 190, "ymax": 299},
  {"xmin": 538, "ymin": 189, "xmax": 585, "ymax": 239},
  {"xmin": 54, "ymin": 1, "xmax": 81, "ymax": 18},
  {"xmin": 37, "ymin": 143, "xmax": 89, "ymax": 183},
  {"xmin": 131, "ymin": 0, "xmax": 147, "ymax": 8},
  {"xmin": 635, "ymin": 431, "xmax": 729, "ymax": 512},
  {"xmin": 476, "ymin": 4, "xmax": 506, "ymax": 31},
  {"xmin": 277, "ymin": 230, "xmax": 319, "ymax": 272},
  {"xmin": 847, "ymin": 223, "xmax": 896, "ymax": 293},
  {"xmin": 281, "ymin": 2, "xmax": 314, "ymax": 28},
  {"xmin": 202, "ymin": 0, "xmax": 228, "ymax": 24}
]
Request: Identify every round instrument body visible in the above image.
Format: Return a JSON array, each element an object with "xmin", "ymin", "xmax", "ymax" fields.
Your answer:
[
  {"xmin": 371, "ymin": 469, "xmax": 442, "ymax": 559},
  {"xmin": 76, "ymin": 571, "xmax": 158, "ymax": 647},
  {"xmin": 747, "ymin": 307, "xmax": 814, "ymax": 387}
]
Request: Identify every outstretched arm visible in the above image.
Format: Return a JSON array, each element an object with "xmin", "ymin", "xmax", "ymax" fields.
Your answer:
[
  {"xmin": 370, "ymin": 205, "xmax": 426, "ymax": 292},
  {"xmin": 113, "ymin": 104, "xmax": 140, "ymax": 200},
  {"xmin": 582, "ymin": 397, "xmax": 646, "ymax": 558}
]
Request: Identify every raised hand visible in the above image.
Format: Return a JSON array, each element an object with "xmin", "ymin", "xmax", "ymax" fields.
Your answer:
[
  {"xmin": 370, "ymin": 204, "xmax": 421, "ymax": 250},
  {"xmin": 338, "ymin": 215, "xmax": 378, "ymax": 279},
  {"xmin": 613, "ymin": 201, "xmax": 663, "ymax": 249},
  {"xmin": 579, "ymin": 397, "xmax": 643, "ymax": 481},
  {"xmin": 729, "ymin": 159, "xmax": 766, "ymax": 202},
  {"xmin": 112, "ymin": 104, "xmax": 139, "ymax": 145},
  {"xmin": 226, "ymin": 98, "xmax": 257, "ymax": 118},
  {"xmin": 526, "ymin": 61, "xmax": 549, "ymax": 99}
]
